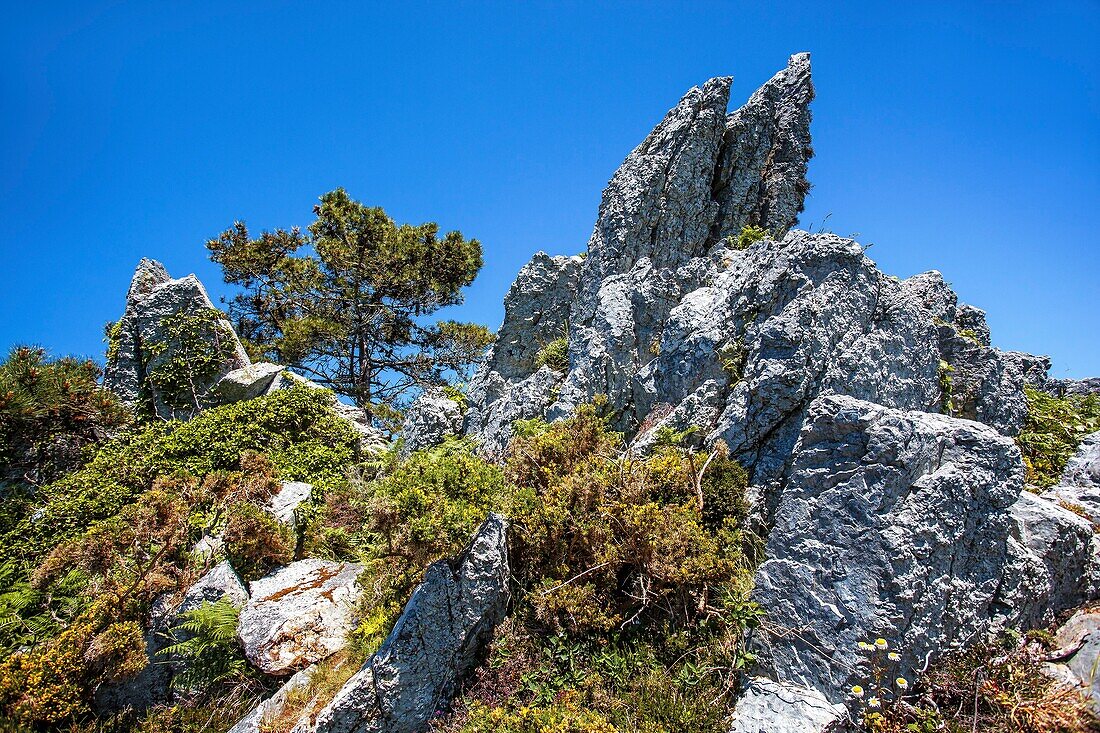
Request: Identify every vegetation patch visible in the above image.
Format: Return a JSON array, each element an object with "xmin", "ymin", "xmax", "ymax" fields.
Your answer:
[
  {"xmin": 535, "ymin": 335, "xmax": 569, "ymax": 373},
  {"xmin": 1017, "ymin": 386, "xmax": 1100, "ymax": 488},
  {"xmin": 860, "ymin": 631, "xmax": 1096, "ymax": 733}
]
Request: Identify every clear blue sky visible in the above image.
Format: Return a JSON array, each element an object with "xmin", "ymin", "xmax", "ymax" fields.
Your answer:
[{"xmin": 3, "ymin": 1, "xmax": 1098, "ymax": 377}]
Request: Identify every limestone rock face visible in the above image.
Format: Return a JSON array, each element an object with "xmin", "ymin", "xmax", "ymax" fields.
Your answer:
[
  {"xmin": 400, "ymin": 389, "xmax": 464, "ymax": 455},
  {"xmin": 751, "ymin": 394, "xmax": 1023, "ymax": 702},
  {"xmin": 729, "ymin": 677, "xmax": 846, "ymax": 733},
  {"xmin": 296, "ymin": 514, "xmax": 509, "ymax": 733},
  {"xmin": 464, "ymin": 55, "xmax": 1038, "ymax": 486},
  {"xmin": 994, "ymin": 491, "xmax": 1096, "ymax": 629},
  {"xmin": 105, "ymin": 259, "xmax": 250, "ymax": 419},
  {"xmin": 238, "ymin": 560, "xmax": 363, "ymax": 676}
]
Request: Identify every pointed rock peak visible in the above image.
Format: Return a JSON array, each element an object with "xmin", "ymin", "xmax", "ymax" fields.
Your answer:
[
  {"xmin": 711, "ymin": 52, "xmax": 814, "ymax": 243},
  {"xmin": 585, "ymin": 73, "xmax": 732, "ymax": 279},
  {"xmin": 126, "ymin": 258, "xmax": 171, "ymax": 305}
]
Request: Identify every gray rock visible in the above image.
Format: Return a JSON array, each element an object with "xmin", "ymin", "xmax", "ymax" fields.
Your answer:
[
  {"xmin": 105, "ymin": 259, "xmax": 250, "ymax": 419},
  {"xmin": 229, "ymin": 664, "xmax": 318, "ymax": 733},
  {"xmin": 729, "ymin": 677, "xmax": 846, "ymax": 733},
  {"xmin": 295, "ymin": 514, "xmax": 509, "ymax": 733},
  {"xmin": 955, "ymin": 304, "xmax": 991, "ymax": 346},
  {"xmin": 269, "ymin": 481, "xmax": 314, "ymax": 527},
  {"xmin": 216, "ymin": 362, "xmax": 287, "ymax": 403},
  {"xmin": 993, "ymin": 491, "xmax": 1095, "ymax": 629},
  {"xmin": 464, "ymin": 55, "xmax": 1036, "ymax": 491},
  {"xmin": 400, "ymin": 389, "xmax": 464, "ymax": 455},
  {"xmin": 1045, "ymin": 610, "xmax": 1100, "ymax": 714},
  {"xmin": 239, "ymin": 560, "xmax": 363, "ymax": 675},
  {"xmin": 750, "ymin": 394, "xmax": 1022, "ymax": 702},
  {"xmin": 1045, "ymin": 377, "xmax": 1100, "ymax": 399},
  {"xmin": 94, "ymin": 561, "xmax": 248, "ymax": 714},
  {"xmin": 1042, "ymin": 431, "xmax": 1100, "ymax": 523}
]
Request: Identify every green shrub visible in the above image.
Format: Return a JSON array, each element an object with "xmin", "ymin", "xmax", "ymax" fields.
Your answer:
[
  {"xmin": 1017, "ymin": 387, "xmax": 1100, "ymax": 488},
  {"xmin": 223, "ymin": 503, "xmax": 295, "ymax": 581},
  {"xmin": 534, "ymin": 336, "xmax": 569, "ymax": 373},
  {"xmin": 729, "ymin": 225, "xmax": 768, "ymax": 251},
  {"xmin": 2, "ymin": 384, "xmax": 359, "ymax": 567}
]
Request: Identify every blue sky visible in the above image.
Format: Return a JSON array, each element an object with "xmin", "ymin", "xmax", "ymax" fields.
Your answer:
[{"xmin": 3, "ymin": 1, "xmax": 1098, "ymax": 377}]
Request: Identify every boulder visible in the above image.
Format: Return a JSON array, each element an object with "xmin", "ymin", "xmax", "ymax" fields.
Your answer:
[
  {"xmin": 993, "ymin": 491, "xmax": 1096, "ymax": 629},
  {"xmin": 215, "ymin": 362, "xmax": 287, "ymax": 403},
  {"xmin": 750, "ymin": 394, "xmax": 1022, "ymax": 702},
  {"xmin": 295, "ymin": 514, "xmax": 509, "ymax": 733},
  {"xmin": 400, "ymin": 389, "xmax": 464, "ymax": 455},
  {"xmin": 1045, "ymin": 610, "xmax": 1100, "ymax": 714},
  {"xmin": 238, "ymin": 560, "xmax": 363, "ymax": 675},
  {"xmin": 105, "ymin": 259, "xmax": 250, "ymax": 419},
  {"xmin": 729, "ymin": 677, "xmax": 846, "ymax": 733},
  {"xmin": 269, "ymin": 481, "xmax": 313, "ymax": 527}
]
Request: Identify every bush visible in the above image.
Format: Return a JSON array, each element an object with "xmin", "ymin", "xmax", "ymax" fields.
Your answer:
[
  {"xmin": 1017, "ymin": 387, "xmax": 1100, "ymax": 488},
  {"xmin": 534, "ymin": 336, "xmax": 569, "ymax": 373},
  {"xmin": 0, "ymin": 346, "xmax": 129, "ymax": 485},
  {"xmin": 729, "ymin": 225, "xmax": 768, "ymax": 251},
  {"xmin": 223, "ymin": 503, "xmax": 295, "ymax": 581},
  {"xmin": 2, "ymin": 384, "xmax": 359, "ymax": 567},
  {"xmin": 160, "ymin": 598, "xmax": 255, "ymax": 693}
]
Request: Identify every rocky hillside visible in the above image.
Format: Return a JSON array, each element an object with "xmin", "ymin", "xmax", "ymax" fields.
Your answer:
[{"xmin": 1, "ymin": 53, "xmax": 1098, "ymax": 733}]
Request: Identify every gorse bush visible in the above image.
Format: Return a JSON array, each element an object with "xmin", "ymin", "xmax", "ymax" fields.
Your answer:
[
  {"xmin": 534, "ymin": 335, "xmax": 569, "ymax": 373},
  {"xmin": 0, "ymin": 346, "xmax": 128, "ymax": 485},
  {"xmin": 1017, "ymin": 386, "xmax": 1100, "ymax": 488}
]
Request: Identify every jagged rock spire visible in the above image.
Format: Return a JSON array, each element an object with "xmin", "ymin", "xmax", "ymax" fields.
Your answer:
[{"xmin": 586, "ymin": 53, "xmax": 814, "ymax": 282}]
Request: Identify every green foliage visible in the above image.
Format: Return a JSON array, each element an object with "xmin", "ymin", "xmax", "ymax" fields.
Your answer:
[
  {"xmin": 143, "ymin": 308, "xmax": 240, "ymax": 413},
  {"xmin": 938, "ymin": 360, "xmax": 955, "ymax": 416},
  {"xmin": 160, "ymin": 598, "xmax": 254, "ymax": 692},
  {"xmin": 534, "ymin": 335, "xmax": 569, "ymax": 373},
  {"xmin": 718, "ymin": 340, "xmax": 747, "ymax": 382},
  {"xmin": 0, "ymin": 346, "xmax": 129, "ymax": 485},
  {"xmin": 1018, "ymin": 387, "xmax": 1100, "ymax": 488},
  {"xmin": 2, "ymin": 384, "xmax": 359, "ymax": 567},
  {"xmin": 729, "ymin": 225, "xmax": 768, "ymax": 251},
  {"xmin": 223, "ymin": 503, "xmax": 295, "ymax": 581},
  {"xmin": 206, "ymin": 188, "xmax": 490, "ymax": 412}
]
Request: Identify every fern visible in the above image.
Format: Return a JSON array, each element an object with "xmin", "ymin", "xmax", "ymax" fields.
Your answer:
[{"xmin": 159, "ymin": 598, "xmax": 252, "ymax": 693}]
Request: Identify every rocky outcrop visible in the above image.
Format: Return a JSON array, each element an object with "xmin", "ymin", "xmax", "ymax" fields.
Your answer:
[
  {"xmin": 400, "ymin": 389, "xmax": 464, "ymax": 455},
  {"xmin": 729, "ymin": 677, "xmax": 846, "ymax": 733},
  {"xmin": 295, "ymin": 514, "xmax": 509, "ymax": 733},
  {"xmin": 215, "ymin": 362, "xmax": 287, "ymax": 403},
  {"xmin": 238, "ymin": 560, "xmax": 363, "ymax": 675},
  {"xmin": 464, "ymin": 54, "xmax": 1039, "ymax": 489},
  {"xmin": 750, "ymin": 395, "xmax": 1023, "ymax": 702},
  {"xmin": 105, "ymin": 259, "xmax": 250, "ymax": 419},
  {"xmin": 95, "ymin": 561, "xmax": 249, "ymax": 713}
]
